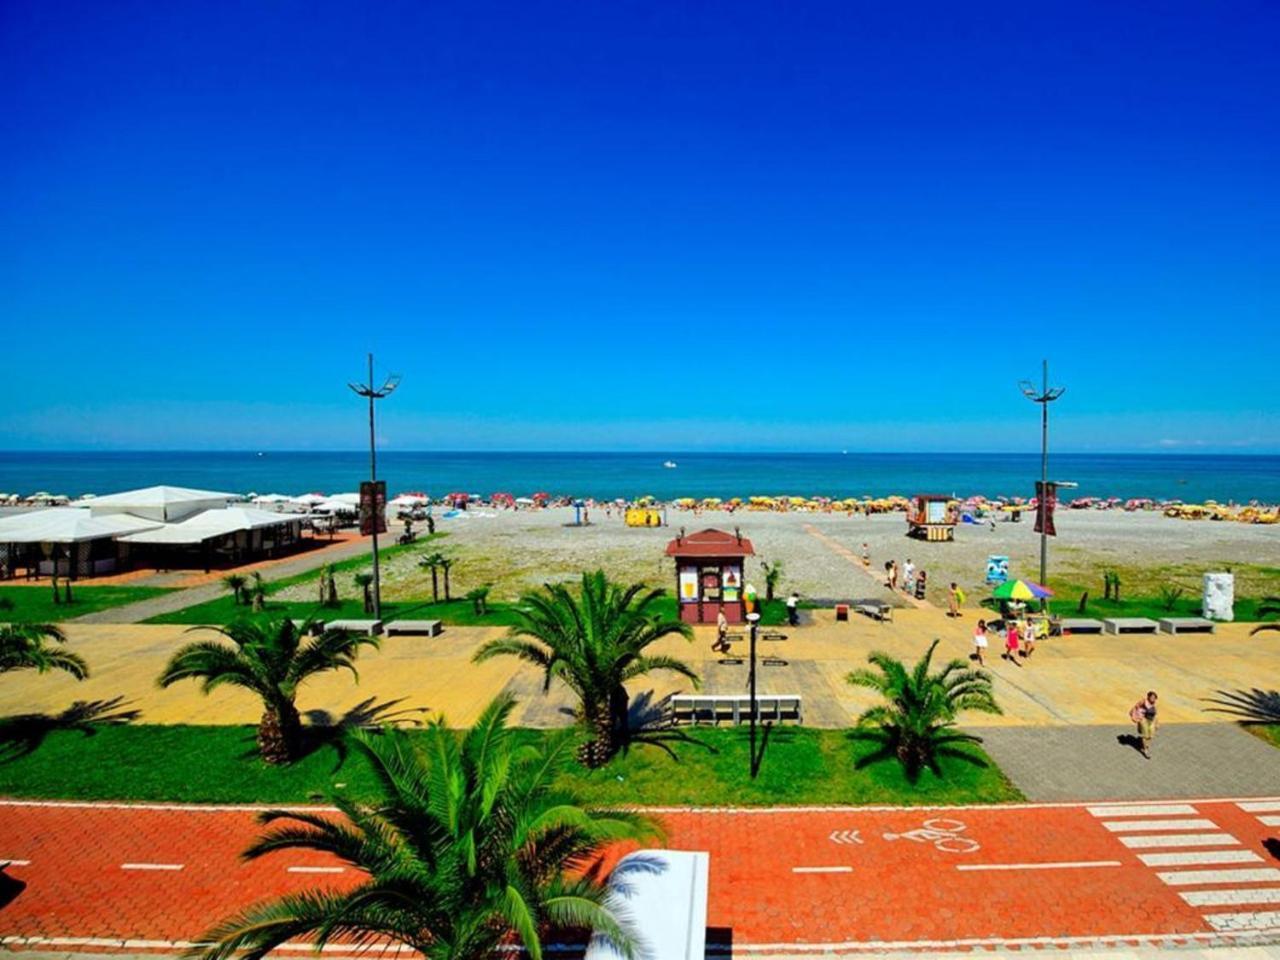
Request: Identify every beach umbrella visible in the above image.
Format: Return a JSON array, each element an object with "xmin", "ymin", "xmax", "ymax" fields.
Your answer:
[{"xmin": 991, "ymin": 579, "xmax": 1054, "ymax": 601}]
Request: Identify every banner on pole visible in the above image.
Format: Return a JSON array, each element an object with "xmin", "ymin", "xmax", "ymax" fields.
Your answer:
[
  {"xmin": 359, "ymin": 481, "xmax": 387, "ymax": 536},
  {"xmin": 1034, "ymin": 481, "xmax": 1057, "ymax": 537}
]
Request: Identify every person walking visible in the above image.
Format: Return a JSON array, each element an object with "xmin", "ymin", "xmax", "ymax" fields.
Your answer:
[
  {"xmin": 1003, "ymin": 620, "xmax": 1022, "ymax": 666},
  {"xmin": 1129, "ymin": 690, "xmax": 1159, "ymax": 758},
  {"xmin": 973, "ymin": 619, "xmax": 990, "ymax": 666},
  {"xmin": 786, "ymin": 591, "xmax": 800, "ymax": 627},
  {"xmin": 714, "ymin": 609, "xmax": 730, "ymax": 654},
  {"xmin": 902, "ymin": 558, "xmax": 915, "ymax": 594},
  {"xmin": 885, "ymin": 560, "xmax": 898, "ymax": 591}
]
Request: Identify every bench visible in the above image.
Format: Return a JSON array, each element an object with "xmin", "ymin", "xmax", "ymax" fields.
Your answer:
[
  {"xmin": 585, "ymin": 849, "xmax": 709, "ymax": 960},
  {"xmin": 1158, "ymin": 617, "xmax": 1216, "ymax": 635},
  {"xmin": 384, "ymin": 619, "xmax": 443, "ymax": 637},
  {"xmin": 289, "ymin": 619, "xmax": 325, "ymax": 635},
  {"xmin": 670, "ymin": 693, "xmax": 802, "ymax": 725},
  {"xmin": 855, "ymin": 600, "xmax": 894, "ymax": 623},
  {"xmin": 326, "ymin": 618, "xmax": 383, "ymax": 636},
  {"xmin": 1057, "ymin": 617, "xmax": 1104, "ymax": 635},
  {"xmin": 1103, "ymin": 617, "xmax": 1159, "ymax": 635}
]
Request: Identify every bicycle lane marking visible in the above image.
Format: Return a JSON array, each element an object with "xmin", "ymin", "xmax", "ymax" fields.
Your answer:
[{"xmin": 657, "ymin": 804, "xmax": 1210, "ymax": 944}]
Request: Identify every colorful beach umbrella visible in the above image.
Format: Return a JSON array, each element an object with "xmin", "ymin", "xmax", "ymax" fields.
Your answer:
[{"xmin": 991, "ymin": 579, "xmax": 1054, "ymax": 601}]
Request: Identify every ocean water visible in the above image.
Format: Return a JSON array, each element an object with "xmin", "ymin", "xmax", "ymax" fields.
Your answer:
[{"xmin": 0, "ymin": 451, "xmax": 1277, "ymax": 504}]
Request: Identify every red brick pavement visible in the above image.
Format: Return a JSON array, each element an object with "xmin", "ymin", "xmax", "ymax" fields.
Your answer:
[{"xmin": 2, "ymin": 798, "xmax": 1278, "ymax": 953}]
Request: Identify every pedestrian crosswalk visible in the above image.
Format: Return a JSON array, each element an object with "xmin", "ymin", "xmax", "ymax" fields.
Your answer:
[{"xmin": 1089, "ymin": 800, "xmax": 1280, "ymax": 936}]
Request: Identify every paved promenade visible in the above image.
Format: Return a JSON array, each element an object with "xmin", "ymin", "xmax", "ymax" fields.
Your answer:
[{"xmin": 2, "ymin": 797, "xmax": 1280, "ymax": 955}]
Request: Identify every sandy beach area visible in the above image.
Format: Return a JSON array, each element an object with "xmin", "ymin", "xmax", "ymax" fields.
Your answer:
[{"xmin": 274, "ymin": 506, "xmax": 1280, "ymax": 609}]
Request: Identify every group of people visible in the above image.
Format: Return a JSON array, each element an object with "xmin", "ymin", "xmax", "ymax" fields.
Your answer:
[
  {"xmin": 971, "ymin": 614, "xmax": 1047, "ymax": 667},
  {"xmin": 883, "ymin": 556, "xmax": 928, "ymax": 599}
]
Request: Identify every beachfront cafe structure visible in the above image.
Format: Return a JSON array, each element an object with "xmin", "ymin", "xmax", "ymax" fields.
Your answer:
[
  {"xmin": 666, "ymin": 528, "xmax": 755, "ymax": 624},
  {"xmin": 0, "ymin": 485, "xmax": 306, "ymax": 579}
]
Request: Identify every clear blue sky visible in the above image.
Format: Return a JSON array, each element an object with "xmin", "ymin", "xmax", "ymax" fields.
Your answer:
[{"xmin": 2, "ymin": 1, "xmax": 1277, "ymax": 453}]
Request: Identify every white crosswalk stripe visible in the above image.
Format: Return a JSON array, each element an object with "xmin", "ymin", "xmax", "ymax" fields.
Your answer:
[
  {"xmin": 1157, "ymin": 868, "xmax": 1280, "ymax": 886},
  {"xmin": 1138, "ymin": 850, "xmax": 1263, "ymax": 867},
  {"xmin": 1258, "ymin": 815, "xmax": 1280, "ymax": 827},
  {"xmin": 1182, "ymin": 888, "xmax": 1280, "ymax": 907},
  {"xmin": 1087, "ymin": 803, "xmax": 1199, "ymax": 818},
  {"xmin": 1119, "ymin": 833, "xmax": 1240, "ymax": 849},
  {"xmin": 1102, "ymin": 818, "xmax": 1217, "ymax": 833},
  {"xmin": 1203, "ymin": 910, "xmax": 1280, "ymax": 932},
  {"xmin": 1236, "ymin": 801, "xmax": 1280, "ymax": 813}
]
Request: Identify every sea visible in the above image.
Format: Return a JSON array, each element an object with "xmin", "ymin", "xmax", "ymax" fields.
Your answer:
[{"xmin": 0, "ymin": 452, "xmax": 1277, "ymax": 504}]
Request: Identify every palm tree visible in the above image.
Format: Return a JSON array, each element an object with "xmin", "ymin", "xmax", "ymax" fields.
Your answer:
[
  {"xmin": 761, "ymin": 559, "xmax": 784, "ymax": 602},
  {"xmin": 353, "ymin": 571, "xmax": 374, "ymax": 614},
  {"xmin": 419, "ymin": 552, "xmax": 443, "ymax": 602},
  {"xmin": 222, "ymin": 574, "xmax": 248, "ymax": 606},
  {"xmin": 474, "ymin": 570, "xmax": 696, "ymax": 767},
  {"xmin": 250, "ymin": 572, "xmax": 267, "ymax": 612},
  {"xmin": 188, "ymin": 694, "xmax": 655, "ymax": 960},
  {"xmin": 846, "ymin": 639, "xmax": 1001, "ymax": 780},
  {"xmin": 1250, "ymin": 597, "xmax": 1280, "ymax": 635},
  {"xmin": 440, "ymin": 555, "xmax": 454, "ymax": 600},
  {"xmin": 0, "ymin": 623, "xmax": 89, "ymax": 679},
  {"xmin": 157, "ymin": 618, "xmax": 379, "ymax": 764}
]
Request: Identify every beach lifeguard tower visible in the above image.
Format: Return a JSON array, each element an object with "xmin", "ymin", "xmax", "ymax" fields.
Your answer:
[
  {"xmin": 906, "ymin": 494, "xmax": 958, "ymax": 542},
  {"xmin": 665, "ymin": 528, "xmax": 755, "ymax": 624}
]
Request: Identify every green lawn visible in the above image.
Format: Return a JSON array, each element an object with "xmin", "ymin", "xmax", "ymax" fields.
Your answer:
[
  {"xmin": 0, "ymin": 585, "xmax": 173, "ymax": 623},
  {"xmin": 1244, "ymin": 724, "xmax": 1280, "ymax": 750},
  {"xmin": 147, "ymin": 595, "xmax": 525, "ymax": 627},
  {"xmin": 0, "ymin": 722, "xmax": 1021, "ymax": 806}
]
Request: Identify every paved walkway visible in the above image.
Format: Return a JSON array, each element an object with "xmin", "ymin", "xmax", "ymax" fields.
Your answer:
[
  {"xmin": 973, "ymin": 724, "xmax": 1280, "ymax": 802},
  {"xmin": 70, "ymin": 536, "xmax": 375, "ymax": 624},
  {"xmin": 2, "ymin": 797, "xmax": 1280, "ymax": 954}
]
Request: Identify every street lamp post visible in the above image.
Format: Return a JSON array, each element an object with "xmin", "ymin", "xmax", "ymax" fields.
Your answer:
[
  {"xmin": 746, "ymin": 611, "xmax": 761, "ymax": 778},
  {"xmin": 1019, "ymin": 359, "xmax": 1064, "ymax": 598},
  {"xmin": 348, "ymin": 354, "xmax": 400, "ymax": 621}
]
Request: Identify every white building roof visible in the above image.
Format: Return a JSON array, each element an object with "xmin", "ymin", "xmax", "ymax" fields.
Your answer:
[
  {"xmin": 0, "ymin": 508, "xmax": 163, "ymax": 544},
  {"xmin": 118, "ymin": 506, "xmax": 301, "ymax": 545},
  {"xmin": 82, "ymin": 485, "xmax": 236, "ymax": 523}
]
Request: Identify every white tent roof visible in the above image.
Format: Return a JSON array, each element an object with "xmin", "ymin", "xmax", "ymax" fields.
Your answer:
[
  {"xmin": 119, "ymin": 507, "xmax": 302, "ymax": 545},
  {"xmin": 82, "ymin": 485, "xmax": 236, "ymax": 508},
  {"xmin": 330, "ymin": 493, "xmax": 361, "ymax": 505},
  {"xmin": 0, "ymin": 508, "xmax": 162, "ymax": 544},
  {"xmin": 290, "ymin": 493, "xmax": 328, "ymax": 506},
  {"xmin": 389, "ymin": 494, "xmax": 427, "ymax": 507},
  {"xmin": 314, "ymin": 498, "xmax": 358, "ymax": 513}
]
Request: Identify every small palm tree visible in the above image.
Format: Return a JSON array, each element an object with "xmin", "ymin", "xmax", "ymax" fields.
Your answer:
[
  {"xmin": 440, "ymin": 555, "xmax": 454, "ymax": 600},
  {"xmin": 250, "ymin": 572, "xmax": 267, "ymax": 612},
  {"xmin": 353, "ymin": 571, "xmax": 374, "ymax": 614},
  {"xmin": 474, "ymin": 570, "xmax": 696, "ymax": 767},
  {"xmin": 0, "ymin": 623, "xmax": 89, "ymax": 679},
  {"xmin": 222, "ymin": 574, "xmax": 248, "ymax": 606},
  {"xmin": 761, "ymin": 559, "xmax": 784, "ymax": 602},
  {"xmin": 157, "ymin": 618, "xmax": 379, "ymax": 763},
  {"xmin": 188, "ymin": 695, "xmax": 656, "ymax": 960},
  {"xmin": 1251, "ymin": 597, "xmax": 1280, "ymax": 635},
  {"xmin": 419, "ymin": 552, "xmax": 444, "ymax": 602},
  {"xmin": 846, "ymin": 639, "xmax": 1001, "ymax": 780}
]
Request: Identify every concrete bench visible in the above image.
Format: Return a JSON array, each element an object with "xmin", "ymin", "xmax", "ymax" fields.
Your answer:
[
  {"xmin": 1158, "ymin": 617, "xmax": 1216, "ymax": 635},
  {"xmin": 1058, "ymin": 617, "xmax": 1104, "ymax": 635},
  {"xmin": 326, "ymin": 618, "xmax": 383, "ymax": 636},
  {"xmin": 384, "ymin": 619, "xmax": 443, "ymax": 637},
  {"xmin": 1103, "ymin": 617, "xmax": 1159, "ymax": 635},
  {"xmin": 670, "ymin": 693, "xmax": 802, "ymax": 725},
  {"xmin": 855, "ymin": 600, "xmax": 893, "ymax": 623},
  {"xmin": 585, "ymin": 849, "xmax": 708, "ymax": 960}
]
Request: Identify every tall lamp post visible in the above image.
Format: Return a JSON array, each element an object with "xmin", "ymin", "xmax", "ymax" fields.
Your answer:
[
  {"xmin": 348, "ymin": 354, "xmax": 400, "ymax": 621},
  {"xmin": 1019, "ymin": 359, "xmax": 1064, "ymax": 596},
  {"xmin": 746, "ymin": 611, "xmax": 761, "ymax": 778}
]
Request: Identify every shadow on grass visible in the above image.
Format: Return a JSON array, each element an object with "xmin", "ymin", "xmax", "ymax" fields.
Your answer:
[
  {"xmin": 1203, "ymin": 688, "xmax": 1280, "ymax": 724},
  {"xmin": 620, "ymin": 690, "xmax": 719, "ymax": 762},
  {"xmin": 235, "ymin": 697, "xmax": 431, "ymax": 769},
  {"xmin": 0, "ymin": 697, "xmax": 141, "ymax": 763},
  {"xmin": 845, "ymin": 727, "xmax": 990, "ymax": 784}
]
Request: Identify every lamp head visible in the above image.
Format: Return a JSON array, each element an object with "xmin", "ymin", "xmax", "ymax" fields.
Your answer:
[{"xmin": 746, "ymin": 612, "xmax": 761, "ymax": 623}]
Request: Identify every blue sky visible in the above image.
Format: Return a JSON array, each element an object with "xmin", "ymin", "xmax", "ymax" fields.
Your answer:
[{"xmin": 1, "ymin": 0, "xmax": 1277, "ymax": 453}]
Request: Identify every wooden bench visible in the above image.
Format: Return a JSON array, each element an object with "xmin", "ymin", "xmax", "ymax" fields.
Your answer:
[
  {"xmin": 670, "ymin": 693, "xmax": 802, "ymax": 725},
  {"xmin": 326, "ymin": 618, "xmax": 383, "ymax": 636},
  {"xmin": 384, "ymin": 619, "xmax": 443, "ymax": 637},
  {"xmin": 1057, "ymin": 617, "xmax": 1104, "ymax": 635},
  {"xmin": 1158, "ymin": 617, "xmax": 1216, "ymax": 635},
  {"xmin": 1103, "ymin": 617, "xmax": 1159, "ymax": 635}
]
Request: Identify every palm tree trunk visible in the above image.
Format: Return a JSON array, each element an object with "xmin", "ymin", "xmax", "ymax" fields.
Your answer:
[
  {"xmin": 431, "ymin": 569, "xmax": 439, "ymax": 602},
  {"xmin": 443, "ymin": 567, "xmax": 451, "ymax": 600},
  {"xmin": 576, "ymin": 689, "xmax": 627, "ymax": 769},
  {"xmin": 258, "ymin": 701, "xmax": 302, "ymax": 764}
]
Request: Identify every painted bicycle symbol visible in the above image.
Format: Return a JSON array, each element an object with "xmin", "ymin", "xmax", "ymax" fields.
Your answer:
[{"xmin": 882, "ymin": 818, "xmax": 980, "ymax": 854}]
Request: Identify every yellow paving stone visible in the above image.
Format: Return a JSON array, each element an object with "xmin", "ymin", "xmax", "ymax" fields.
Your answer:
[{"xmin": 0, "ymin": 615, "xmax": 1272, "ymax": 729}]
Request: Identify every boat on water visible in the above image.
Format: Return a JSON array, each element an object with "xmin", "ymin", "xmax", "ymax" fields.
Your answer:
[{"xmin": 663, "ymin": 460, "xmax": 678, "ymax": 469}]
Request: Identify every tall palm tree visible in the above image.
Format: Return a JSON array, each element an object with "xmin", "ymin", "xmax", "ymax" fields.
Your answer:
[
  {"xmin": 0, "ymin": 623, "xmax": 89, "ymax": 679},
  {"xmin": 474, "ymin": 570, "xmax": 696, "ymax": 767},
  {"xmin": 440, "ymin": 555, "xmax": 454, "ymax": 600},
  {"xmin": 846, "ymin": 639, "xmax": 1001, "ymax": 779},
  {"xmin": 353, "ymin": 571, "xmax": 374, "ymax": 614},
  {"xmin": 419, "ymin": 552, "xmax": 443, "ymax": 602},
  {"xmin": 157, "ymin": 618, "xmax": 378, "ymax": 763},
  {"xmin": 222, "ymin": 574, "xmax": 248, "ymax": 606},
  {"xmin": 189, "ymin": 695, "xmax": 656, "ymax": 960}
]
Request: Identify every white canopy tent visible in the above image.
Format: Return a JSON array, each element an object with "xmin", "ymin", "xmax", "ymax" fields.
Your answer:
[
  {"xmin": 0, "ymin": 508, "xmax": 162, "ymax": 543},
  {"xmin": 314, "ymin": 498, "xmax": 358, "ymax": 515},
  {"xmin": 119, "ymin": 507, "xmax": 303, "ymax": 545},
  {"xmin": 82, "ymin": 485, "xmax": 235, "ymax": 523}
]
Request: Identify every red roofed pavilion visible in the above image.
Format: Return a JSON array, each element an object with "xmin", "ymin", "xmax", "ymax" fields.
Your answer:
[{"xmin": 665, "ymin": 528, "xmax": 755, "ymax": 624}]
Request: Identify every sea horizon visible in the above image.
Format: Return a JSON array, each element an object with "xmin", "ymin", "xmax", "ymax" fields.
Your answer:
[{"xmin": 2, "ymin": 450, "xmax": 1278, "ymax": 504}]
